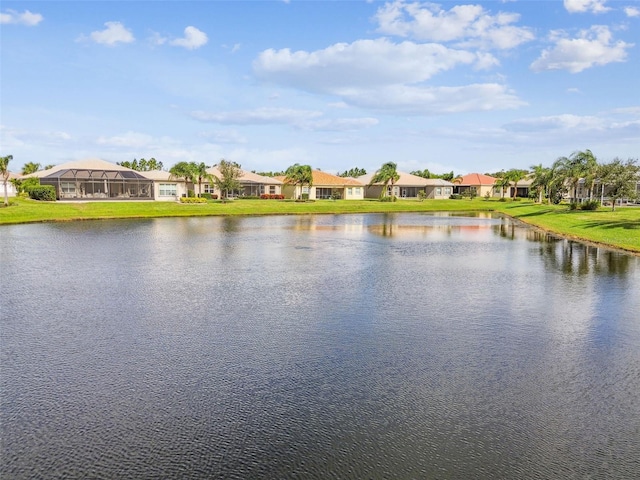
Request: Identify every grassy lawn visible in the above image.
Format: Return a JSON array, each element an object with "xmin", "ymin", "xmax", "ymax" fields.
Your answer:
[{"xmin": 2, "ymin": 197, "xmax": 639, "ymax": 253}]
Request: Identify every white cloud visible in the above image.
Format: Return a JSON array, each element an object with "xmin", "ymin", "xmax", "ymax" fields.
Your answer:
[
  {"xmin": 191, "ymin": 107, "xmax": 323, "ymax": 125},
  {"xmin": 624, "ymin": 6, "xmax": 640, "ymax": 17},
  {"xmin": 341, "ymin": 83, "xmax": 526, "ymax": 114},
  {"xmin": 254, "ymin": 38, "xmax": 490, "ymax": 92},
  {"xmin": 0, "ymin": 9, "xmax": 43, "ymax": 26},
  {"xmin": 169, "ymin": 26, "xmax": 208, "ymax": 50},
  {"xmin": 86, "ymin": 21, "xmax": 135, "ymax": 46},
  {"xmin": 374, "ymin": 1, "xmax": 534, "ymax": 49},
  {"xmin": 504, "ymin": 114, "xmax": 605, "ymax": 132},
  {"xmin": 530, "ymin": 25, "xmax": 632, "ymax": 73},
  {"xmin": 564, "ymin": 0, "xmax": 610, "ymax": 14}
]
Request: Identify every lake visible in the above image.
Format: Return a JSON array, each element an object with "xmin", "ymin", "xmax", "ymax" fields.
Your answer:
[{"xmin": 1, "ymin": 213, "xmax": 639, "ymax": 479}]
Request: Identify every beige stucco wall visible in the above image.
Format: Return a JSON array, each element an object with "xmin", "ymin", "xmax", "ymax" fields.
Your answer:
[{"xmin": 152, "ymin": 180, "xmax": 188, "ymax": 201}]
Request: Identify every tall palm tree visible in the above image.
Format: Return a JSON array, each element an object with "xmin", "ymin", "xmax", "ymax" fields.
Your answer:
[
  {"xmin": 506, "ymin": 168, "xmax": 528, "ymax": 199},
  {"xmin": 369, "ymin": 162, "xmax": 400, "ymax": 199},
  {"xmin": 1, "ymin": 155, "xmax": 13, "ymax": 206},
  {"xmin": 495, "ymin": 175, "xmax": 511, "ymax": 199},
  {"xmin": 192, "ymin": 162, "xmax": 213, "ymax": 197},
  {"xmin": 572, "ymin": 149, "xmax": 598, "ymax": 200},
  {"xmin": 284, "ymin": 163, "xmax": 313, "ymax": 200},
  {"xmin": 530, "ymin": 163, "xmax": 551, "ymax": 203}
]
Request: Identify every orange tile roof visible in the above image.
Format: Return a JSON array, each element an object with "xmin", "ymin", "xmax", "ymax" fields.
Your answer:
[
  {"xmin": 277, "ymin": 170, "xmax": 363, "ymax": 186},
  {"xmin": 456, "ymin": 173, "xmax": 496, "ymax": 185}
]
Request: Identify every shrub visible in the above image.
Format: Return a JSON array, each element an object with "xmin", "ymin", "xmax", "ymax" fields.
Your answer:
[
  {"xmin": 380, "ymin": 195, "xmax": 397, "ymax": 202},
  {"xmin": 187, "ymin": 189, "xmax": 195, "ymax": 198},
  {"xmin": 569, "ymin": 202, "xmax": 578, "ymax": 210},
  {"xmin": 180, "ymin": 197, "xmax": 207, "ymax": 204},
  {"xmin": 201, "ymin": 193, "xmax": 212, "ymax": 200},
  {"xmin": 301, "ymin": 193, "xmax": 309, "ymax": 201},
  {"xmin": 28, "ymin": 185, "xmax": 56, "ymax": 201},
  {"xmin": 260, "ymin": 194, "xmax": 285, "ymax": 200},
  {"xmin": 498, "ymin": 197, "xmax": 507, "ymax": 202},
  {"xmin": 417, "ymin": 190, "xmax": 427, "ymax": 202},
  {"xmin": 580, "ymin": 200, "xmax": 600, "ymax": 211},
  {"xmin": 449, "ymin": 194, "xmax": 462, "ymax": 200}
]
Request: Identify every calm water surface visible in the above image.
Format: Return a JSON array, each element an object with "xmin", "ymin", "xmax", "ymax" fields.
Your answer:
[{"xmin": 1, "ymin": 213, "xmax": 639, "ymax": 479}]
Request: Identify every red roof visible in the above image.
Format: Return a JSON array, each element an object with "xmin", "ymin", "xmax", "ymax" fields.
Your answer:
[{"xmin": 455, "ymin": 173, "xmax": 496, "ymax": 186}]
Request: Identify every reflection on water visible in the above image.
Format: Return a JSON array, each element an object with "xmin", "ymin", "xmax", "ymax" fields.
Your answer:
[{"xmin": 1, "ymin": 213, "xmax": 639, "ymax": 479}]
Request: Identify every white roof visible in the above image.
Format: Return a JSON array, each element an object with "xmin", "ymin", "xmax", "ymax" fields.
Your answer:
[
  {"xmin": 358, "ymin": 170, "xmax": 453, "ymax": 187},
  {"xmin": 23, "ymin": 158, "xmax": 139, "ymax": 178}
]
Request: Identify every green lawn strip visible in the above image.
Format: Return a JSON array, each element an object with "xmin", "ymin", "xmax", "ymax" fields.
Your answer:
[
  {"xmin": 0, "ymin": 197, "xmax": 493, "ymax": 224},
  {"xmin": 2, "ymin": 197, "xmax": 639, "ymax": 254},
  {"xmin": 491, "ymin": 201, "xmax": 640, "ymax": 253}
]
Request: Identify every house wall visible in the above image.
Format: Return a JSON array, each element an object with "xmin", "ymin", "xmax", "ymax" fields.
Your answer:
[{"xmin": 152, "ymin": 181, "xmax": 188, "ymax": 201}]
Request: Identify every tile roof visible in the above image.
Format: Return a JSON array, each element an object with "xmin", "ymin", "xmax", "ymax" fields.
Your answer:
[
  {"xmin": 277, "ymin": 170, "xmax": 363, "ymax": 186},
  {"xmin": 358, "ymin": 170, "xmax": 453, "ymax": 186},
  {"xmin": 206, "ymin": 166, "xmax": 282, "ymax": 184},
  {"xmin": 455, "ymin": 173, "xmax": 496, "ymax": 185}
]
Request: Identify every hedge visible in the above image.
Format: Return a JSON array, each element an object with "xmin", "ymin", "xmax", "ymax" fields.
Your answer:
[
  {"xmin": 28, "ymin": 185, "xmax": 56, "ymax": 201},
  {"xmin": 180, "ymin": 197, "xmax": 207, "ymax": 204}
]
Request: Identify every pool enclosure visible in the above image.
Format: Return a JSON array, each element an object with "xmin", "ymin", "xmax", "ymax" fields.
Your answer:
[{"xmin": 38, "ymin": 165, "xmax": 154, "ymax": 200}]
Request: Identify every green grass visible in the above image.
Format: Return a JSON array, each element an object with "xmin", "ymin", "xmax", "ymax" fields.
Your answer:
[
  {"xmin": 490, "ymin": 201, "xmax": 640, "ymax": 253},
  {"xmin": 2, "ymin": 197, "xmax": 639, "ymax": 253}
]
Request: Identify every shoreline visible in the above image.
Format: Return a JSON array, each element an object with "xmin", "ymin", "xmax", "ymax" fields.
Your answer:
[{"xmin": 2, "ymin": 198, "xmax": 639, "ymax": 255}]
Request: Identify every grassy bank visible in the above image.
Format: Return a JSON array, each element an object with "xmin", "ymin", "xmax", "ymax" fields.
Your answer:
[{"xmin": 2, "ymin": 197, "xmax": 639, "ymax": 253}]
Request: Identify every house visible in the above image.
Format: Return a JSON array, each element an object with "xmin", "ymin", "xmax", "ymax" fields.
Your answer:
[
  {"xmin": 357, "ymin": 171, "xmax": 454, "ymax": 199},
  {"xmin": 203, "ymin": 167, "xmax": 283, "ymax": 198},
  {"xmin": 2, "ymin": 172, "xmax": 19, "ymax": 197},
  {"xmin": 24, "ymin": 159, "xmax": 156, "ymax": 200},
  {"xmin": 142, "ymin": 169, "xmax": 189, "ymax": 201},
  {"xmin": 276, "ymin": 170, "xmax": 365, "ymax": 200},
  {"xmin": 453, "ymin": 173, "xmax": 497, "ymax": 198}
]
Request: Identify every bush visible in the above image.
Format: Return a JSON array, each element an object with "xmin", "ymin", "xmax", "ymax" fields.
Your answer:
[
  {"xmin": 260, "ymin": 194, "xmax": 285, "ymax": 200},
  {"xmin": 28, "ymin": 185, "xmax": 56, "ymax": 201},
  {"xmin": 380, "ymin": 195, "xmax": 397, "ymax": 202},
  {"xmin": 237, "ymin": 196, "xmax": 260, "ymax": 200},
  {"xmin": 569, "ymin": 202, "xmax": 579, "ymax": 210},
  {"xmin": 580, "ymin": 200, "xmax": 600, "ymax": 211},
  {"xmin": 498, "ymin": 197, "xmax": 507, "ymax": 202},
  {"xmin": 187, "ymin": 189, "xmax": 195, "ymax": 198},
  {"xmin": 449, "ymin": 194, "xmax": 462, "ymax": 200},
  {"xmin": 179, "ymin": 197, "xmax": 207, "ymax": 204}
]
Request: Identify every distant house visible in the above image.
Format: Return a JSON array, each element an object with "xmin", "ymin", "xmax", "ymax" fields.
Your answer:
[
  {"xmin": 3, "ymin": 172, "xmax": 19, "ymax": 197},
  {"xmin": 357, "ymin": 171, "xmax": 454, "ymax": 199},
  {"xmin": 277, "ymin": 170, "xmax": 365, "ymax": 200},
  {"xmin": 203, "ymin": 167, "xmax": 283, "ymax": 197},
  {"xmin": 143, "ymin": 169, "xmax": 189, "ymax": 201},
  {"xmin": 24, "ymin": 159, "xmax": 155, "ymax": 200},
  {"xmin": 454, "ymin": 173, "xmax": 498, "ymax": 198}
]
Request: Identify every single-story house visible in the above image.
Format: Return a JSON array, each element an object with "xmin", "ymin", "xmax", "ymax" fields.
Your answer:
[
  {"xmin": 2, "ymin": 172, "xmax": 19, "ymax": 197},
  {"xmin": 203, "ymin": 167, "xmax": 283, "ymax": 197},
  {"xmin": 24, "ymin": 158, "xmax": 155, "ymax": 200},
  {"xmin": 453, "ymin": 173, "xmax": 497, "ymax": 198},
  {"xmin": 142, "ymin": 169, "xmax": 189, "ymax": 201},
  {"xmin": 276, "ymin": 170, "xmax": 365, "ymax": 200},
  {"xmin": 357, "ymin": 171, "xmax": 454, "ymax": 199}
]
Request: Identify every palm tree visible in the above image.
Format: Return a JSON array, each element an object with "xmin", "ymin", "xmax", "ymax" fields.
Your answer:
[
  {"xmin": 495, "ymin": 175, "xmax": 511, "ymax": 199},
  {"xmin": 369, "ymin": 162, "xmax": 400, "ymax": 199},
  {"xmin": 21, "ymin": 162, "xmax": 41, "ymax": 175},
  {"xmin": 530, "ymin": 163, "xmax": 551, "ymax": 203},
  {"xmin": 169, "ymin": 161, "xmax": 196, "ymax": 196},
  {"xmin": 192, "ymin": 162, "xmax": 213, "ymax": 197},
  {"xmin": 1, "ymin": 155, "xmax": 13, "ymax": 206},
  {"xmin": 506, "ymin": 168, "xmax": 528, "ymax": 199},
  {"xmin": 284, "ymin": 163, "xmax": 313, "ymax": 200},
  {"xmin": 572, "ymin": 149, "xmax": 598, "ymax": 200}
]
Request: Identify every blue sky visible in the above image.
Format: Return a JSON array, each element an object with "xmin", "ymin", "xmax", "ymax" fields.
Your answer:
[{"xmin": 2, "ymin": 0, "xmax": 639, "ymax": 176}]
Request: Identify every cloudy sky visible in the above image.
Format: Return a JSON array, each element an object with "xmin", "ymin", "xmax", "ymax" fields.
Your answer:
[{"xmin": 2, "ymin": 0, "xmax": 639, "ymax": 175}]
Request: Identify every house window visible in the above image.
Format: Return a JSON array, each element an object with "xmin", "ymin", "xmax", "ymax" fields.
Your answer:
[
  {"xmin": 316, "ymin": 188, "xmax": 332, "ymax": 199},
  {"xmin": 347, "ymin": 188, "xmax": 353, "ymax": 196},
  {"xmin": 60, "ymin": 182, "xmax": 76, "ymax": 193},
  {"xmin": 444, "ymin": 187, "xmax": 452, "ymax": 195},
  {"xmin": 355, "ymin": 187, "xmax": 361, "ymax": 195},
  {"xmin": 159, "ymin": 183, "xmax": 177, "ymax": 196},
  {"xmin": 436, "ymin": 187, "xmax": 442, "ymax": 196},
  {"xmin": 270, "ymin": 185, "xmax": 276, "ymax": 194},
  {"xmin": 204, "ymin": 184, "xmax": 215, "ymax": 194}
]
